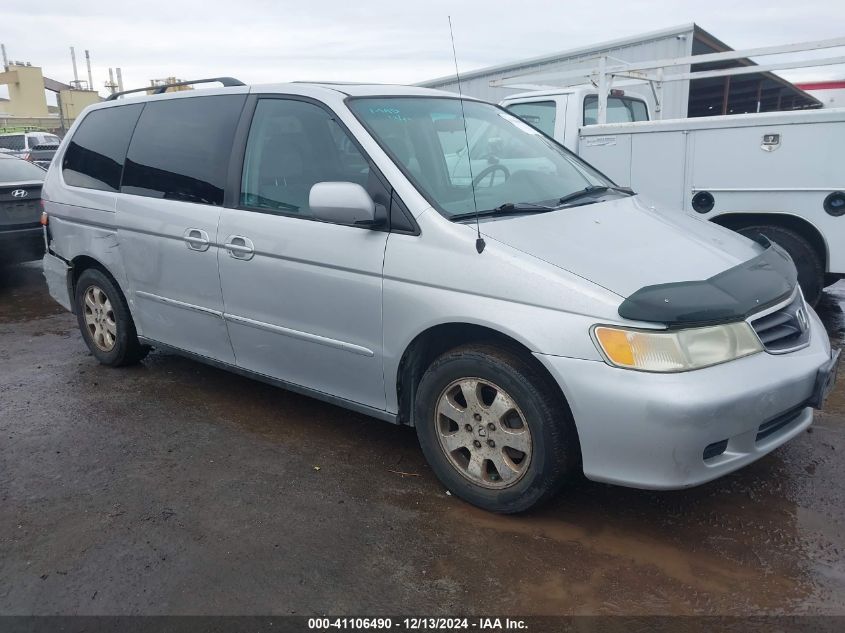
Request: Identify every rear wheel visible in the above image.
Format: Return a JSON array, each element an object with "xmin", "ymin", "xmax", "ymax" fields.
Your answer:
[
  {"xmin": 737, "ymin": 224, "xmax": 824, "ymax": 306},
  {"xmin": 414, "ymin": 343, "xmax": 579, "ymax": 514},
  {"xmin": 74, "ymin": 268, "xmax": 148, "ymax": 366}
]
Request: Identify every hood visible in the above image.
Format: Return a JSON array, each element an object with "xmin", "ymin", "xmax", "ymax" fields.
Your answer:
[{"xmin": 478, "ymin": 195, "xmax": 763, "ymax": 299}]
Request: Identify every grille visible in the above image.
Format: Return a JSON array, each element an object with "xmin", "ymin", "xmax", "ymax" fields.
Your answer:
[
  {"xmin": 756, "ymin": 405, "xmax": 806, "ymax": 443},
  {"xmin": 749, "ymin": 292, "xmax": 810, "ymax": 352}
]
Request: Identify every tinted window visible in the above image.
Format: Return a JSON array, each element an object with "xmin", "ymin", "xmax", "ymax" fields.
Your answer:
[
  {"xmin": 0, "ymin": 135, "xmax": 26, "ymax": 151},
  {"xmin": 0, "ymin": 156, "xmax": 46, "ymax": 181},
  {"xmin": 62, "ymin": 104, "xmax": 143, "ymax": 191},
  {"xmin": 241, "ymin": 99, "xmax": 372, "ymax": 216},
  {"xmin": 506, "ymin": 101, "xmax": 557, "ymax": 136},
  {"xmin": 122, "ymin": 95, "xmax": 246, "ymax": 206},
  {"xmin": 583, "ymin": 95, "xmax": 649, "ymax": 125}
]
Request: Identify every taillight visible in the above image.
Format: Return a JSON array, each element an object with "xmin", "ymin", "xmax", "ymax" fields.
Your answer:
[
  {"xmin": 40, "ymin": 209, "xmax": 48, "ymax": 226},
  {"xmin": 23, "ymin": 152, "xmax": 32, "ymax": 162}
]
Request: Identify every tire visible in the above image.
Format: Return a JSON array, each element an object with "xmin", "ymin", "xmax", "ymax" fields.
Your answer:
[
  {"xmin": 737, "ymin": 225, "xmax": 824, "ymax": 306},
  {"xmin": 74, "ymin": 268, "xmax": 149, "ymax": 366},
  {"xmin": 414, "ymin": 343, "xmax": 579, "ymax": 514}
]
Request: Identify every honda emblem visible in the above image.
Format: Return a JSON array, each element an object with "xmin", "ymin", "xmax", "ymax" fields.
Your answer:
[{"xmin": 796, "ymin": 308, "xmax": 809, "ymax": 333}]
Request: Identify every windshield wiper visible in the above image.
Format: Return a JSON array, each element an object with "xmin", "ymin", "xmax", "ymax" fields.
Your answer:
[
  {"xmin": 452, "ymin": 201, "xmax": 555, "ymax": 221},
  {"xmin": 557, "ymin": 185, "xmax": 634, "ymax": 206},
  {"xmin": 490, "ymin": 201, "xmax": 556, "ymax": 213}
]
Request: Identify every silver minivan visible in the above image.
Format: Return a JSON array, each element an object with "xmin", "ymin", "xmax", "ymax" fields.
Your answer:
[{"xmin": 41, "ymin": 79, "xmax": 839, "ymax": 513}]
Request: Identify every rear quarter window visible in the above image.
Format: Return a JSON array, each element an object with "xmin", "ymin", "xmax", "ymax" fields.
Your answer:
[
  {"xmin": 121, "ymin": 95, "xmax": 246, "ymax": 206},
  {"xmin": 62, "ymin": 104, "xmax": 144, "ymax": 191}
]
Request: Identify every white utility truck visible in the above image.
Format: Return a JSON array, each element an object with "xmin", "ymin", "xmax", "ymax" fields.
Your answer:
[
  {"xmin": 495, "ymin": 39, "xmax": 845, "ymax": 304},
  {"xmin": 499, "ymin": 87, "xmax": 844, "ymax": 303}
]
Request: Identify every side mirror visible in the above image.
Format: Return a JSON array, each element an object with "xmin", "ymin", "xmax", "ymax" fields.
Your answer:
[{"xmin": 309, "ymin": 182, "xmax": 377, "ymax": 226}]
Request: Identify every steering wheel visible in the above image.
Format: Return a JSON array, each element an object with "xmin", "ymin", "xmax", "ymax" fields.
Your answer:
[{"xmin": 472, "ymin": 164, "xmax": 510, "ymax": 188}]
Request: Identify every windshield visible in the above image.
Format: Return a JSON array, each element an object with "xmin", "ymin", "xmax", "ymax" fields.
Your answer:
[
  {"xmin": 348, "ymin": 97, "xmax": 612, "ymax": 217},
  {"xmin": 0, "ymin": 156, "xmax": 46, "ymax": 182}
]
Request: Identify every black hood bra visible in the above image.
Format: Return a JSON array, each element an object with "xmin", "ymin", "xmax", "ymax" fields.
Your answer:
[{"xmin": 618, "ymin": 238, "xmax": 798, "ymax": 327}]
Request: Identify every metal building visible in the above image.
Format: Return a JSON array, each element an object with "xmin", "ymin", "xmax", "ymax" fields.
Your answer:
[{"xmin": 419, "ymin": 23, "xmax": 821, "ymax": 118}]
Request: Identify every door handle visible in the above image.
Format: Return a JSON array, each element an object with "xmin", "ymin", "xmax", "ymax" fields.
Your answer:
[
  {"xmin": 183, "ymin": 228, "xmax": 210, "ymax": 252},
  {"xmin": 224, "ymin": 235, "xmax": 255, "ymax": 260}
]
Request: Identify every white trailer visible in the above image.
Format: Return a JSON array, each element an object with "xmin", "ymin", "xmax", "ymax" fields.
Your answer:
[{"xmin": 497, "ymin": 39, "xmax": 845, "ymax": 303}]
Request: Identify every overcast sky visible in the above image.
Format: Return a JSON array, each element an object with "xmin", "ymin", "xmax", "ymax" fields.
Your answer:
[{"xmin": 2, "ymin": 0, "xmax": 844, "ymax": 98}]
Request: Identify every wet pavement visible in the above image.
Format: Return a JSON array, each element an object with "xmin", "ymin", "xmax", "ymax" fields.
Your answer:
[{"xmin": 1, "ymin": 261, "xmax": 844, "ymax": 616}]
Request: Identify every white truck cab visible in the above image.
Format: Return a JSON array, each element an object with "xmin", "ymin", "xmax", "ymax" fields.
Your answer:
[
  {"xmin": 501, "ymin": 88, "xmax": 845, "ymax": 304},
  {"xmin": 502, "ymin": 87, "xmax": 650, "ymax": 152}
]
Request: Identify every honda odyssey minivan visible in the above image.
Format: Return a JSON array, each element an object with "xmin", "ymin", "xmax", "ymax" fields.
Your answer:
[{"xmin": 41, "ymin": 78, "xmax": 839, "ymax": 513}]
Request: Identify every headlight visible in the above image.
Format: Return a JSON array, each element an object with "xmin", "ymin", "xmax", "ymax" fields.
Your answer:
[{"xmin": 593, "ymin": 322, "xmax": 763, "ymax": 372}]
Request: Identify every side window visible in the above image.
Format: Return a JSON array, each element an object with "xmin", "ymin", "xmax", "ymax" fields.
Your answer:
[
  {"xmin": 506, "ymin": 101, "xmax": 556, "ymax": 136},
  {"xmin": 62, "ymin": 104, "xmax": 143, "ymax": 191},
  {"xmin": 121, "ymin": 95, "xmax": 246, "ymax": 206},
  {"xmin": 583, "ymin": 95, "xmax": 649, "ymax": 125},
  {"xmin": 240, "ymin": 99, "xmax": 372, "ymax": 216},
  {"xmin": 584, "ymin": 97, "xmax": 596, "ymax": 126}
]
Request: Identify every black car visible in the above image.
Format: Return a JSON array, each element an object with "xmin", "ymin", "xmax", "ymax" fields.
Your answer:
[{"xmin": 0, "ymin": 153, "xmax": 46, "ymax": 265}]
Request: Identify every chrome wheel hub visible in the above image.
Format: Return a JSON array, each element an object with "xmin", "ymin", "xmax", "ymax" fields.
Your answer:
[
  {"xmin": 83, "ymin": 285, "xmax": 116, "ymax": 352},
  {"xmin": 435, "ymin": 378, "xmax": 532, "ymax": 489}
]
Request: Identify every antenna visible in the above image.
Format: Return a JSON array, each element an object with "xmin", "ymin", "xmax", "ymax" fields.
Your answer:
[{"xmin": 448, "ymin": 16, "xmax": 485, "ymax": 254}]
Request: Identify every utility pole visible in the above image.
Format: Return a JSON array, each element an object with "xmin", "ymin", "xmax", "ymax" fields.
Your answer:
[
  {"xmin": 85, "ymin": 50, "xmax": 94, "ymax": 92},
  {"xmin": 105, "ymin": 68, "xmax": 118, "ymax": 95},
  {"xmin": 70, "ymin": 47, "xmax": 79, "ymax": 84}
]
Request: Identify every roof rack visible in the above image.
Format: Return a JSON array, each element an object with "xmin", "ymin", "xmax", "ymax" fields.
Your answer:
[{"xmin": 105, "ymin": 77, "xmax": 246, "ymax": 101}]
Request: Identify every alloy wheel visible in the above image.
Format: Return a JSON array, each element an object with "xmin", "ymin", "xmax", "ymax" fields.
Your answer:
[
  {"xmin": 435, "ymin": 378, "xmax": 533, "ymax": 489},
  {"xmin": 83, "ymin": 285, "xmax": 117, "ymax": 352}
]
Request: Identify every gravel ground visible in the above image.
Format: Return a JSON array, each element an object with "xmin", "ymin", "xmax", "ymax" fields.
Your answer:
[{"xmin": 1, "ymin": 262, "xmax": 844, "ymax": 615}]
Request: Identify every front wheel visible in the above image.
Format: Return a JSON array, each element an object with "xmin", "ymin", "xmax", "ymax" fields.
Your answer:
[
  {"xmin": 737, "ymin": 224, "xmax": 824, "ymax": 306},
  {"xmin": 74, "ymin": 268, "xmax": 149, "ymax": 366},
  {"xmin": 414, "ymin": 344, "xmax": 579, "ymax": 513}
]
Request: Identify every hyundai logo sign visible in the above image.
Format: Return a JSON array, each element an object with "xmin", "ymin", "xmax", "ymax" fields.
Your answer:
[{"xmin": 11, "ymin": 189, "xmax": 28, "ymax": 198}]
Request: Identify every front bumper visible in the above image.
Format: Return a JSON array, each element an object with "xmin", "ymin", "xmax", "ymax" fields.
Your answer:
[{"xmin": 535, "ymin": 310, "xmax": 834, "ymax": 490}]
